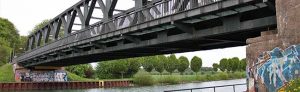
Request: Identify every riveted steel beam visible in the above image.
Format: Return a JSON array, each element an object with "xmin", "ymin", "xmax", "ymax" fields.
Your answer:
[{"xmin": 173, "ymin": 21, "xmax": 195, "ymax": 34}]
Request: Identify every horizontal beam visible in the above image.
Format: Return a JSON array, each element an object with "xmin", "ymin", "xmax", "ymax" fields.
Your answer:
[{"xmin": 22, "ymin": 16, "xmax": 276, "ymax": 67}]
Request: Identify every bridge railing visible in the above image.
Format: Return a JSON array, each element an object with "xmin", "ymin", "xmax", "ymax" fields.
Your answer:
[
  {"xmin": 164, "ymin": 83, "xmax": 246, "ymax": 92},
  {"xmin": 14, "ymin": 0, "xmax": 223, "ymax": 65}
]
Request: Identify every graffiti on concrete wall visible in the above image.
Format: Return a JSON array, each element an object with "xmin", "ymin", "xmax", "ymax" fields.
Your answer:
[
  {"xmin": 247, "ymin": 45, "xmax": 300, "ymax": 92},
  {"xmin": 15, "ymin": 70, "xmax": 67, "ymax": 82}
]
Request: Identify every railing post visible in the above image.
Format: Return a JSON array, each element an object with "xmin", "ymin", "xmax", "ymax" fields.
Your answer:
[
  {"xmin": 233, "ymin": 85, "xmax": 235, "ymax": 92},
  {"xmin": 214, "ymin": 87, "xmax": 216, "ymax": 92}
]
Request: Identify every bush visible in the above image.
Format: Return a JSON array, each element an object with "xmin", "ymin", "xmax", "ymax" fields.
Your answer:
[
  {"xmin": 217, "ymin": 72, "xmax": 229, "ymax": 80},
  {"xmin": 285, "ymin": 78, "xmax": 300, "ymax": 92},
  {"xmin": 133, "ymin": 71, "xmax": 155, "ymax": 86},
  {"xmin": 159, "ymin": 75, "xmax": 180, "ymax": 84},
  {"xmin": 67, "ymin": 71, "xmax": 94, "ymax": 81},
  {"xmin": 195, "ymin": 75, "xmax": 206, "ymax": 82},
  {"xmin": 0, "ymin": 64, "xmax": 14, "ymax": 82}
]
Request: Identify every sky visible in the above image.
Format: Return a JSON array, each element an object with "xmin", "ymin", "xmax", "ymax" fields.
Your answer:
[{"xmin": 0, "ymin": 0, "xmax": 246, "ymax": 67}]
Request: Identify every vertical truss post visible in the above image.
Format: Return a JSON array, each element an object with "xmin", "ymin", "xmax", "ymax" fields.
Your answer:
[
  {"xmin": 25, "ymin": 37, "xmax": 30, "ymax": 51},
  {"xmin": 44, "ymin": 27, "xmax": 51, "ymax": 44},
  {"xmin": 30, "ymin": 36, "xmax": 35, "ymax": 50},
  {"xmin": 36, "ymin": 31, "xmax": 42, "ymax": 47},
  {"xmin": 134, "ymin": 0, "xmax": 147, "ymax": 23}
]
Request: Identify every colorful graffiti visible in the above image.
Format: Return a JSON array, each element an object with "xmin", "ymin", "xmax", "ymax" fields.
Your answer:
[
  {"xmin": 248, "ymin": 45, "xmax": 300, "ymax": 92},
  {"xmin": 15, "ymin": 70, "xmax": 67, "ymax": 82}
]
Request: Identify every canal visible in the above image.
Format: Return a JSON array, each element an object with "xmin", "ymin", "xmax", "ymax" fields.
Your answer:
[{"xmin": 16, "ymin": 79, "xmax": 246, "ymax": 92}]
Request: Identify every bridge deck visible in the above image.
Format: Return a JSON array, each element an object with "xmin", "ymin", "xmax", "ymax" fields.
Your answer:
[{"xmin": 12, "ymin": 0, "xmax": 276, "ymax": 67}]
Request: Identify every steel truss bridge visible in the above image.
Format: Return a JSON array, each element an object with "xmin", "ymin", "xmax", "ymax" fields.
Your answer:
[{"xmin": 12, "ymin": 0, "xmax": 276, "ymax": 67}]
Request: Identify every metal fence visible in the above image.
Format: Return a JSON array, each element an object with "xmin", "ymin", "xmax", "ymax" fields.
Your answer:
[{"xmin": 164, "ymin": 83, "xmax": 246, "ymax": 92}]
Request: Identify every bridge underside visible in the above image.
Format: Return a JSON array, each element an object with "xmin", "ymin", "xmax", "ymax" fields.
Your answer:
[
  {"xmin": 38, "ymin": 9, "xmax": 276, "ymax": 66},
  {"xmin": 14, "ymin": 0, "xmax": 276, "ymax": 67}
]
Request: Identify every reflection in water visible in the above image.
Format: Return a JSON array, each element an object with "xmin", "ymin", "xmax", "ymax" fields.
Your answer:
[{"xmin": 15, "ymin": 79, "xmax": 246, "ymax": 92}]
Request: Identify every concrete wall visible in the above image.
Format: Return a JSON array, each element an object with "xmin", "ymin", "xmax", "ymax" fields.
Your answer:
[
  {"xmin": 246, "ymin": 0, "xmax": 300, "ymax": 92},
  {"xmin": 13, "ymin": 64, "xmax": 67, "ymax": 82}
]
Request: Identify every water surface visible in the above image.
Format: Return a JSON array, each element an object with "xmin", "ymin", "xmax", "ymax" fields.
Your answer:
[{"xmin": 16, "ymin": 79, "xmax": 246, "ymax": 92}]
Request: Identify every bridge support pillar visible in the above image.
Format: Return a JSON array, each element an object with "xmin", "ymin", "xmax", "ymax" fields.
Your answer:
[
  {"xmin": 13, "ymin": 64, "xmax": 67, "ymax": 82},
  {"xmin": 246, "ymin": 0, "xmax": 300, "ymax": 92}
]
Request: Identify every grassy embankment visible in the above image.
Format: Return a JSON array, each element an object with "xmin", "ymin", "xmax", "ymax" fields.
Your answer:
[
  {"xmin": 133, "ymin": 70, "xmax": 246, "ymax": 86},
  {"xmin": 0, "ymin": 64, "xmax": 15, "ymax": 82},
  {"xmin": 67, "ymin": 71, "xmax": 95, "ymax": 81},
  {"xmin": 0, "ymin": 64, "xmax": 94, "ymax": 82}
]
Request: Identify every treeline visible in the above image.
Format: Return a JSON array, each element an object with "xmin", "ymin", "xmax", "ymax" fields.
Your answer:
[
  {"xmin": 67, "ymin": 55, "xmax": 247, "ymax": 79},
  {"xmin": 94, "ymin": 54, "xmax": 202, "ymax": 79},
  {"xmin": 212, "ymin": 57, "xmax": 246, "ymax": 72},
  {"xmin": 0, "ymin": 18, "xmax": 27, "ymax": 66},
  {"xmin": 67, "ymin": 54, "xmax": 202, "ymax": 79}
]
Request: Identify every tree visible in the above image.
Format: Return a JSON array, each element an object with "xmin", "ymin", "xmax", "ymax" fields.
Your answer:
[
  {"xmin": 112, "ymin": 59, "xmax": 129, "ymax": 79},
  {"xmin": 230, "ymin": 57, "xmax": 240, "ymax": 72},
  {"xmin": 219, "ymin": 58, "xmax": 227, "ymax": 72},
  {"xmin": 190, "ymin": 56, "xmax": 202, "ymax": 74},
  {"xmin": 127, "ymin": 58, "xmax": 141, "ymax": 76},
  {"xmin": 165, "ymin": 54, "xmax": 178, "ymax": 74},
  {"xmin": 31, "ymin": 20, "xmax": 50, "ymax": 34},
  {"xmin": 0, "ymin": 44, "xmax": 11, "ymax": 66},
  {"xmin": 240, "ymin": 58, "xmax": 247, "ymax": 71},
  {"xmin": 154, "ymin": 55, "xmax": 166, "ymax": 74},
  {"xmin": 84, "ymin": 65, "xmax": 95, "ymax": 78},
  {"xmin": 15, "ymin": 36, "xmax": 27, "ymax": 53},
  {"xmin": 178, "ymin": 56, "xmax": 189, "ymax": 75},
  {"xmin": 143, "ymin": 56, "xmax": 154, "ymax": 72},
  {"xmin": 66, "ymin": 64, "xmax": 93, "ymax": 78},
  {"xmin": 212, "ymin": 63, "xmax": 219, "ymax": 72},
  {"xmin": 96, "ymin": 61, "xmax": 114, "ymax": 79},
  {"xmin": 0, "ymin": 18, "xmax": 19, "ymax": 65},
  {"xmin": 0, "ymin": 18, "xmax": 19, "ymax": 47}
]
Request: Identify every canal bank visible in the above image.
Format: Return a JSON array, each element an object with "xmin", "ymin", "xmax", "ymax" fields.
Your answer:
[
  {"xmin": 8, "ymin": 79, "xmax": 246, "ymax": 92},
  {"xmin": 0, "ymin": 80, "xmax": 133, "ymax": 90}
]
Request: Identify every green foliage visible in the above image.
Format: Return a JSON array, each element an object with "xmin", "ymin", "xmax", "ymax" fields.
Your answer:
[
  {"xmin": 0, "ymin": 64, "xmax": 15, "ymax": 82},
  {"xmin": 96, "ymin": 61, "xmax": 114, "ymax": 79},
  {"xmin": 112, "ymin": 59, "xmax": 129, "ymax": 79},
  {"xmin": 201, "ymin": 67, "xmax": 214, "ymax": 72},
  {"xmin": 191, "ymin": 56, "xmax": 202, "ymax": 73},
  {"xmin": 230, "ymin": 57, "xmax": 240, "ymax": 72},
  {"xmin": 219, "ymin": 57, "xmax": 245, "ymax": 72},
  {"xmin": 96, "ymin": 57, "xmax": 141, "ymax": 79},
  {"xmin": 285, "ymin": 78, "xmax": 300, "ymax": 92},
  {"xmin": 165, "ymin": 54, "xmax": 178, "ymax": 74},
  {"xmin": 67, "ymin": 71, "xmax": 94, "ymax": 81},
  {"xmin": 30, "ymin": 20, "xmax": 50, "ymax": 35},
  {"xmin": 143, "ymin": 56, "xmax": 154, "ymax": 72},
  {"xmin": 159, "ymin": 75, "xmax": 180, "ymax": 84},
  {"xmin": 0, "ymin": 18, "xmax": 19, "ymax": 47},
  {"xmin": 212, "ymin": 63, "xmax": 219, "ymax": 72},
  {"xmin": 14, "ymin": 36, "xmax": 27, "ymax": 53},
  {"xmin": 66, "ymin": 64, "xmax": 94, "ymax": 78},
  {"xmin": 147, "ymin": 71, "xmax": 246, "ymax": 85},
  {"xmin": 0, "ymin": 18, "xmax": 19, "ymax": 64},
  {"xmin": 240, "ymin": 58, "xmax": 247, "ymax": 71},
  {"xmin": 154, "ymin": 55, "xmax": 166, "ymax": 74},
  {"xmin": 0, "ymin": 45, "xmax": 12, "ymax": 65},
  {"xmin": 133, "ymin": 70, "xmax": 155, "ymax": 86},
  {"xmin": 219, "ymin": 58, "xmax": 227, "ymax": 72},
  {"xmin": 127, "ymin": 58, "xmax": 141, "ymax": 76},
  {"xmin": 177, "ymin": 56, "xmax": 189, "ymax": 74}
]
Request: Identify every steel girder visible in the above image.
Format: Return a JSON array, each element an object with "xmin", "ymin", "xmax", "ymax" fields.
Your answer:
[{"xmin": 14, "ymin": 0, "xmax": 274, "ymax": 67}]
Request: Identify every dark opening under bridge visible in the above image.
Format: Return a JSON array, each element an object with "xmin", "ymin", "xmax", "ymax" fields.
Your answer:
[{"xmin": 12, "ymin": 0, "xmax": 276, "ymax": 67}]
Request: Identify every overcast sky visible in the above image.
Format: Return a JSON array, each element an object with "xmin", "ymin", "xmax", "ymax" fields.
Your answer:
[{"xmin": 0, "ymin": 0, "xmax": 246, "ymax": 67}]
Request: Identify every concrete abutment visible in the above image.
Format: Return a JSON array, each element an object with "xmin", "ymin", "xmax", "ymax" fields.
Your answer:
[
  {"xmin": 13, "ymin": 64, "xmax": 67, "ymax": 82},
  {"xmin": 246, "ymin": 0, "xmax": 300, "ymax": 91}
]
